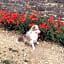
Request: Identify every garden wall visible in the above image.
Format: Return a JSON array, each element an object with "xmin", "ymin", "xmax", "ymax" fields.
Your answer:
[{"xmin": 0, "ymin": 0, "xmax": 64, "ymax": 20}]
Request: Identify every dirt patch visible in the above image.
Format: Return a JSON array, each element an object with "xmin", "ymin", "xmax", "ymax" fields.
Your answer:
[{"xmin": 0, "ymin": 28, "xmax": 64, "ymax": 64}]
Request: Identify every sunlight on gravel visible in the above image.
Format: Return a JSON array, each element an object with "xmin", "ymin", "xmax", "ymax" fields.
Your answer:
[{"xmin": 0, "ymin": 28, "xmax": 64, "ymax": 64}]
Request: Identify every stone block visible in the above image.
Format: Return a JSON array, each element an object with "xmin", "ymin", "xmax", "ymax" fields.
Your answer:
[
  {"xmin": 3, "ymin": 0, "xmax": 9, "ymax": 3},
  {"xmin": 46, "ymin": 6, "xmax": 55, "ymax": 11},
  {"xmin": 48, "ymin": 0, "xmax": 64, "ymax": 3},
  {"xmin": 38, "ymin": 6, "xmax": 45, "ymax": 11}
]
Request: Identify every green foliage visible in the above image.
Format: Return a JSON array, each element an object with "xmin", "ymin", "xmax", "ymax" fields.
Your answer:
[
  {"xmin": 0, "ymin": 60, "xmax": 10, "ymax": 64},
  {"xmin": 0, "ymin": 9, "xmax": 64, "ymax": 46}
]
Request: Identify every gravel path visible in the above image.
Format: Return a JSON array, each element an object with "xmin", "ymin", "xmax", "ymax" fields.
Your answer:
[{"xmin": 0, "ymin": 29, "xmax": 64, "ymax": 64}]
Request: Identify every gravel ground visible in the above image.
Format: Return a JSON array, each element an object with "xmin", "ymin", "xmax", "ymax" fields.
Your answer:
[{"xmin": 0, "ymin": 28, "xmax": 64, "ymax": 64}]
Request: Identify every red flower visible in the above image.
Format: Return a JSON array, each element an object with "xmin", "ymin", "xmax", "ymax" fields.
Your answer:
[
  {"xmin": 57, "ymin": 18, "xmax": 61, "ymax": 22},
  {"xmin": 48, "ymin": 17, "xmax": 54, "ymax": 24},
  {"xmin": 26, "ymin": 5, "xmax": 31, "ymax": 9},
  {"xmin": 11, "ymin": 20, "xmax": 16, "ymax": 24},
  {"xmin": 32, "ymin": 18, "xmax": 38, "ymax": 21},
  {"xmin": 41, "ymin": 24, "xmax": 45, "ymax": 28},
  {"xmin": 49, "ymin": 16, "xmax": 53, "ymax": 20},
  {"xmin": 29, "ymin": 24, "xmax": 32, "ymax": 27},
  {"xmin": 50, "ymin": 20, "xmax": 54, "ymax": 24},
  {"xmin": 47, "ymin": 23, "xmax": 49, "ymax": 26},
  {"xmin": 48, "ymin": 19, "xmax": 50, "ymax": 22},
  {"xmin": 38, "ymin": 34, "xmax": 40, "ymax": 37},
  {"xmin": 56, "ymin": 22, "xmax": 58, "ymax": 25},
  {"xmin": 54, "ymin": 22, "xmax": 58, "ymax": 28},
  {"xmin": 28, "ymin": 16, "xmax": 33, "ymax": 19},
  {"xmin": 31, "ymin": 23, "xmax": 34, "ymax": 26},
  {"xmin": 4, "ymin": 22, "xmax": 6, "ymax": 24},
  {"xmin": 55, "ymin": 29, "xmax": 61, "ymax": 33},
  {"xmin": 29, "ymin": 23, "xmax": 34, "ymax": 27},
  {"xmin": 60, "ymin": 22, "xmax": 64, "ymax": 25},
  {"xmin": 7, "ymin": 10, "xmax": 11, "ymax": 15},
  {"xmin": 54, "ymin": 24, "xmax": 58, "ymax": 28},
  {"xmin": 21, "ymin": 13, "xmax": 26, "ymax": 18},
  {"xmin": 19, "ymin": 18, "xmax": 26, "ymax": 21},
  {"xmin": 0, "ymin": 9, "xmax": 3, "ymax": 14},
  {"xmin": 19, "ymin": 18, "xmax": 23, "ymax": 21},
  {"xmin": 39, "ymin": 25, "xmax": 42, "ymax": 28},
  {"xmin": 28, "ymin": 15, "xmax": 35, "ymax": 19},
  {"xmin": 7, "ymin": 16, "xmax": 10, "ymax": 19},
  {"xmin": 59, "ymin": 26, "xmax": 62, "ymax": 29},
  {"xmin": 37, "ymin": 11, "xmax": 39, "ymax": 13},
  {"xmin": 43, "ymin": 22, "xmax": 47, "ymax": 25},
  {"xmin": 0, "ymin": 23, "xmax": 2, "ymax": 25},
  {"xmin": 7, "ymin": 20, "xmax": 10, "ymax": 24},
  {"xmin": 11, "ymin": 13, "xmax": 19, "ymax": 19},
  {"xmin": 39, "ymin": 24, "xmax": 45, "ymax": 28},
  {"xmin": 17, "ymin": 21, "xmax": 19, "ymax": 24},
  {"xmin": 46, "ymin": 26, "xmax": 49, "ymax": 30},
  {"xmin": 32, "ymin": 11, "xmax": 36, "ymax": 14},
  {"xmin": 23, "ymin": 18, "xmax": 26, "ymax": 21},
  {"xmin": 37, "ymin": 14, "xmax": 40, "ymax": 17}
]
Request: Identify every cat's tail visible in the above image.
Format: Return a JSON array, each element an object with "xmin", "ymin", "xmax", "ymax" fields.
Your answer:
[
  {"xmin": 16, "ymin": 36, "xmax": 24, "ymax": 43},
  {"xmin": 18, "ymin": 36, "xmax": 24, "ymax": 42}
]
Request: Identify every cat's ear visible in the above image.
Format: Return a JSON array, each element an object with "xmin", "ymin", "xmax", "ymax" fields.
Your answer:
[
  {"xmin": 30, "ymin": 25, "xmax": 35, "ymax": 31},
  {"xmin": 32, "ymin": 26, "xmax": 36, "ymax": 31}
]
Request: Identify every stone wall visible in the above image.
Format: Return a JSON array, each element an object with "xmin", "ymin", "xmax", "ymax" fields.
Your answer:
[{"xmin": 0, "ymin": 0, "xmax": 64, "ymax": 20}]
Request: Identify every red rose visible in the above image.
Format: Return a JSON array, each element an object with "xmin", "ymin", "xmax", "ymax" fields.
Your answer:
[
  {"xmin": 0, "ymin": 23, "xmax": 2, "ymax": 25},
  {"xmin": 28, "ymin": 16, "xmax": 33, "ymax": 19},
  {"xmin": 60, "ymin": 22, "xmax": 64, "ymax": 25},
  {"xmin": 46, "ymin": 26, "xmax": 49, "ymax": 30},
  {"xmin": 26, "ymin": 5, "xmax": 31, "ymax": 9},
  {"xmin": 29, "ymin": 23, "xmax": 34, "ymax": 27},
  {"xmin": 38, "ymin": 34, "xmax": 40, "ymax": 37},
  {"xmin": 29, "ymin": 24, "xmax": 32, "ymax": 27},
  {"xmin": 37, "ymin": 11, "xmax": 39, "ymax": 13},
  {"xmin": 32, "ymin": 11, "xmax": 36, "ymax": 14},
  {"xmin": 41, "ymin": 24, "xmax": 45, "ymax": 28},
  {"xmin": 32, "ymin": 18, "xmax": 38, "ymax": 21},
  {"xmin": 55, "ymin": 29, "xmax": 61, "ymax": 33},
  {"xmin": 43, "ymin": 22, "xmax": 47, "ymax": 25},
  {"xmin": 57, "ymin": 18, "xmax": 61, "ymax": 22},
  {"xmin": 50, "ymin": 20, "xmax": 54, "ymax": 24},
  {"xmin": 17, "ymin": 21, "xmax": 19, "ymax": 24},
  {"xmin": 59, "ymin": 26, "xmax": 62, "ymax": 29},
  {"xmin": 49, "ymin": 16, "xmax": 53, "ymax": 20}
]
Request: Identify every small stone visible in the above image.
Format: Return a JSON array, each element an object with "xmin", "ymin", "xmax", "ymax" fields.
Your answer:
[
  {"xmin": 24, "ymin": 62, "xmax": 28, "ymax": 64},
  {"xmin": 45, "ymin": 61, "xmax": 49, "ymax": 64},
  {"xmin": 24, "ymin": 53, "xmax": 27, "ymax": 57},
  {"xmin": 24, "ymin": 59, "xmax": 29, "ymax": 62},
  {"xmin": 22, "ymin": 49, "xmax": 25, "ymax": 51},
  {"xmin": 51, "ymin": 47, "xmax": 54, "ymax": 50}
]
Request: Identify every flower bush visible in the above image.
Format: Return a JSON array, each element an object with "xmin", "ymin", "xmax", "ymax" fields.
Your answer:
[{"xmin": 0, "ymin": 9, "xmax": 64, "ymax": 46}]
